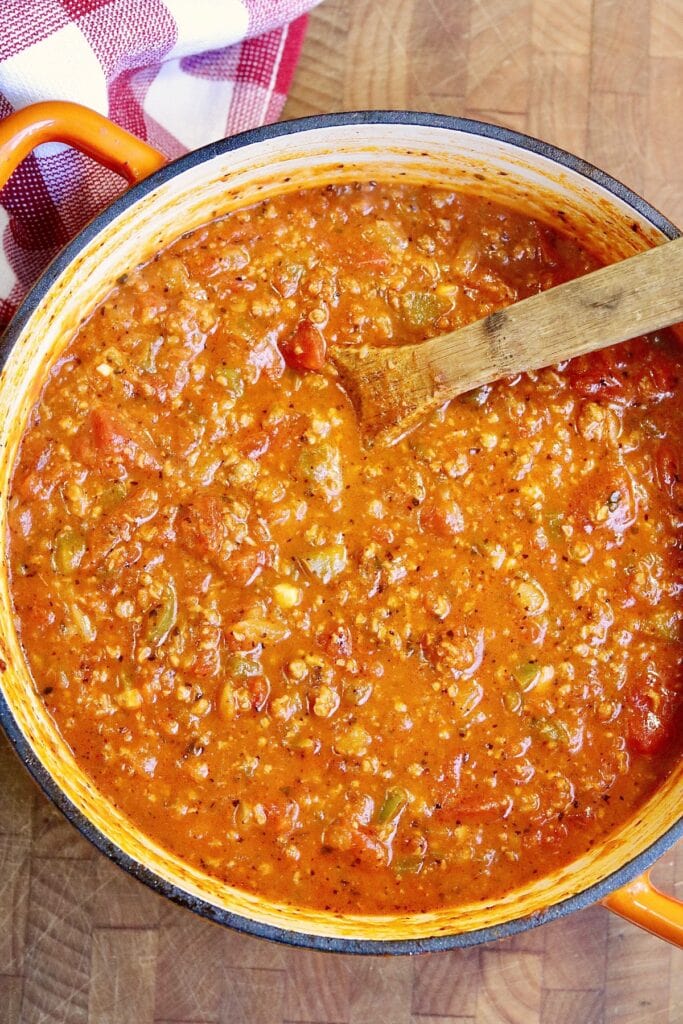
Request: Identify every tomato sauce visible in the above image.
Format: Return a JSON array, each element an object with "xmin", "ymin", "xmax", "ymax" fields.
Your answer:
[{"xmin": 8, "ymin": 183, "xmax": 682, "ymax": 914}]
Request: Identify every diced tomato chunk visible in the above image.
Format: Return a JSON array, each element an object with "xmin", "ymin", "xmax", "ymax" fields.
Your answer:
[
  {"xmin": 263, "ymin": 799, "xmax": 300, "ymax": 834},
  {"xmin": 323, "ymin": 819, "xmax": 390, "ymax": 866},
  {"xmin": 279, "ymin": 320, "xmax": 326, "ymax": 372},
  {"xmin": 636, "ymin": 342, "xmax": 679, "ymax": 401},
  {"xmin": 178, "ymin": 496, "xmax": 270, "ymax": 584},
  {"xmin": 420, "ymin": 502, "xmax": 464, "ymax": 538},
  {"xmin": 271, "ymin": 263, "xmax": 303, "ymax": 299},
  {"xmin": 87, "ymin": 487, "xmax": 159, "ymax": 567},
  {"xmin": 565, "ymin": 350, "xmax": 626, "ymax": 401},
  {"xmin": 626, "ymin": 684, "xmax": 679, "ymax": 756},
  {"xmin": 435, "ymin": 792, "xmax": 513, "ymax": 822},
  {"xmin": 188, "ymin": 647, "xmax": 221, "ymax": 679},
  {"xmin": 239, "ymin": 430, "xmax": 271, "ymax": 460},
  {"xmin": 570, "ymin": 463, "xmax": 637, "ymax": 533},
  {"xmin": 14, "ymin": 451, "xmax": 65, "ymax": 501},
  {"xmin": 566, "ymin": 337, "xmax": 681, "ymax": 406},
  {"xmin": 247, "ymin": 675, "xmax": 270, "ymax": 712},
  {"xmin": 655, "ymin": 443, "xmax": 680, "ymax": 504},
  {"xmin": 355, "ymin": 246, "xmax": 391, "ymax": 269},
  {"xmin": 178, "ymin": 496, "xmax": 225, "ymax": 561},
  {"xmin": 230, "ymin": 548, "xmax": 269, "ymax": 587},
  {"xmin": 91, "ymin": 408, "xmax": 128, "ymax": 452},
  {"xmin": 78, "ymin": 407, "xmax": 162, "ymax": 473},
  {"xmin": 238, "ymin": 412, "xmax": 307, "ymax": 461}
]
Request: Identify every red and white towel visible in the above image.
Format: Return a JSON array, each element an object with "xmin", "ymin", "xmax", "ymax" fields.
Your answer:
[{"xmin": 0, "ymin": 0, "xmax": 321, "ymax": 329}]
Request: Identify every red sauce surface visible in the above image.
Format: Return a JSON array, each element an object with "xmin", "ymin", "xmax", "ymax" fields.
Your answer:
[{"xmin": 8, "ymin": 183, "xmax": 682, "ymax": 914}]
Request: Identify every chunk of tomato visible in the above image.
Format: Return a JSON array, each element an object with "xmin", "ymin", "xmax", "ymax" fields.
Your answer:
[
  {"xmin": 655, "ymin": 443, "xmax": 680, "ymax": 504},
  {"xmin": 354, "ymin": 245, "xmax": 391, "ymax": 269},
  {"xmin": 626, "ymin": 686, "xmax": 679, "ymax": 756},
  {"xmin": 570, "ymin": 463, "xmax": 637, "ymax": 534},
  {"xmin": 280, "ymin": 320, "xmax": 326, "ymax": 372},
  {"xmin": 79, "ymin": 407, "xmax": 162, "ymax": 473},
  {"xmin": 86, "ymin": 487, "xmax": 159, "ymax": 567},
  {"xmin": 636, "ymin": 340, "xmax": 679, "ymax": 401},
  {"xmin": 420, "ymin": 501, "xmax": 464, "ymax": 538},
  {"xmin": 238, "ymin": 412, "xmax": 307, "ymax": 460},
  {"xmin": 565, "ymin": 350, "xmax": 627, "ymax": 402},
  {"xmin": 178, "ymin": 496, "xmax": 225, "ymax": 562},
  {"xmin": 178, "ymin": 497, "xmax": 270, "ymax": 583},
  {"xmin": 323, "ymin": 819, "xmax": 390, "ymax": 866},
  {"xmin": 435, "ymin": 790, "xmax": 513, "ymax": 822},
  {"xmin": 247, "ymin": 675, "xmax": 270, "ymax": 712}
]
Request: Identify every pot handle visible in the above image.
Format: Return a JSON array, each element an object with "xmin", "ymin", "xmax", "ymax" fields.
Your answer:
[
  {"xmin": 0, "ymin": 100, "xmax": 167, "ymax": 190},
  {"xmin": 602, "ymin": 869, "xmax": 683, "ymax": 947}
]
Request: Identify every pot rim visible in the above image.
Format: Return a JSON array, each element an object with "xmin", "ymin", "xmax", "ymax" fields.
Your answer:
[{"xmin": 0, "ymin": 109, "xmax": 681, "ymax": 955}]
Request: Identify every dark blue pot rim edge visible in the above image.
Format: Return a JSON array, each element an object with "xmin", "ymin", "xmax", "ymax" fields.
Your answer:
[{"xmin": 0, "ymin": 109, "xmax": 681, "ymax": 955}]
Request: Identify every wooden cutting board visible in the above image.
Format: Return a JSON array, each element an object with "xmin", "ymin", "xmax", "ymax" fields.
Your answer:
[{"xmin": 1, "ymin": 1, "xmax": 682, "ymax": 1022}]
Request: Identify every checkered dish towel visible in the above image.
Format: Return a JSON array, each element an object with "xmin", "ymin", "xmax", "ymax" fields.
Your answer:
[{"xmin": 0, "ymin": 0, "xmax": 321, "ymax": 329}]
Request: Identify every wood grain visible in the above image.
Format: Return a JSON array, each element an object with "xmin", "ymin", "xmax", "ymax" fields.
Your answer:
[
  {"xmin": 0, "ymin": 977, "xmax": 23, "ymax": 1024},
  {"xmin": 412, "ymin": 948, "xmax": 479, "ymax": 1017},
  {"xmin": 89, "ymin": 929, "xmax": 158, "ymax": 1024},
  {"xmin": 541, "ymin": 990, "xmax": 604, "ymax": 1024},
  {"xmin": 590, "ymin": 0, "xmax": 651, "ymax": 95},
  {"xmin": 476, "ymin": 951, "xmax": 543, "ymax": 1024},
  {"xmin": 221, "ymin": 967, "xmax": 285, "ymax": 1024},
  {"xmin": 330, "ymin": 238, "xmax": 683, "ymax": 443},
  {"xmin": 284, "ymin": 950, "xmax": 352, "ymax": 1023},
  {"xmin": 153, "ymin": 907, "xmax": 226, "ymax": 1022},
  {"xmin": 0, "ymin": 834, "xmax": 29, "ymax": 976},
  {"xmin": 466, "ymin": 1, "xmax": 532, "ymax": 113},
  {"xmin": 21, "ymin": 858, "xmax": 97, "ymax": 1024},
  {"xmin": 349, "ymin": 959, "xmax": 413, "ymax": 1024},
  {"xmin": 1, "ymin": 1, "xmax": 682, "ymax": 1022}
]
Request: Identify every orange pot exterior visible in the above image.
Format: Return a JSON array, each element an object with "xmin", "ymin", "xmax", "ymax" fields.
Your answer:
[
  {"xmin": 602, "ymin": 872, "xmax": 683, "ymax": 946},
  {"xmin": 0, "ymin": 100, "xmax": 166, "ymax": 188},
  {"xmin": 0, "ymin": 100, "xmax": 681, "ymax": 950}
]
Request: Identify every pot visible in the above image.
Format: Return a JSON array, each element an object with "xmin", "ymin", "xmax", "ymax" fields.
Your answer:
[{"xmin": 0, "ymin": 101, "xmax": 681, "ymax": 954}]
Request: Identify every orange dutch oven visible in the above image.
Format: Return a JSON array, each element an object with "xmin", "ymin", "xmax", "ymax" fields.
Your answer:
[{"xmin": 0, "ymin": 101, "xmax": 681, "ymax": 953}]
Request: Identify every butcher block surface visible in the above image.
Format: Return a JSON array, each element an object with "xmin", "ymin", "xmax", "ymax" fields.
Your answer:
[{"xmin": 1, "ymin": 0, "xmax": 682, "ymax": 1021}]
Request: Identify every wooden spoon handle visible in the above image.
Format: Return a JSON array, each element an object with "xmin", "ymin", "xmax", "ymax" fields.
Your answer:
[
  {"xmin": 422, "ymin": 234, "xmax": 683, "ymax": 403},
  {"xmin": 331, "ymin": 235, "xmax": 683, "ymax": 444}
]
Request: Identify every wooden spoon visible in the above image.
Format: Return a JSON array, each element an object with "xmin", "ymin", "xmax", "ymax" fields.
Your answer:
[{"xmin": 330, "ymin": 235, "xmax": 683, "ymax": 445}]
